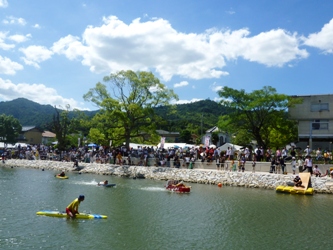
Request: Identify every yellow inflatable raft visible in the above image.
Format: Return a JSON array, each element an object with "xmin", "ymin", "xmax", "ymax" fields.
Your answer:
[{"xmin": 276, "ymin": 185, "xmax": 314, "ymax": 195}]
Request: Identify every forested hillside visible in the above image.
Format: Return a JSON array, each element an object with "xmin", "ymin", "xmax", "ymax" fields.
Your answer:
[
  {"xmin": 0, "ymin": 98, "xmax": 226, "ymax": 132},
  {"xmin": 0, "ymin": 98, "xmax": 97, "ymax": 128},
  {"xmin": 155, "ymin": 99, "xmax": 230, "ymax": 132}
]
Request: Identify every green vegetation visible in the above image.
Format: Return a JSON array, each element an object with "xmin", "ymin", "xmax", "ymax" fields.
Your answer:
[
  {"xmin": 0, "ymin": 83, "xmax": 300, "ymax": 150},
  {"xmin": 0, "ymin": 114, "xmax": 22, "ymax": 144},
  {"xmin": 83, "ymin": 70, "xmax": 178, "ymax": 148},
  {"xmin": 217, "ymin": 86, "xmax": 301, "ymax": 149}
]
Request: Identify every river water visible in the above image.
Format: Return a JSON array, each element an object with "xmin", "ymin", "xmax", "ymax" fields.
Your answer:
[{"xmin": 0, "ymin": 166, "xmax": 332, "ymax": 250}]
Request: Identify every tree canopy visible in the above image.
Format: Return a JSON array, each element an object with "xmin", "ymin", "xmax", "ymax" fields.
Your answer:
[
  {"xmin": 83, "ymin": 70, "xmax": 178, "ymax": 148},
  {"xmin": 217, "ymin": 86, "xmax": 300, "ymax": 149},
  {"xmin": 0, "ymin": 114, "xmax": 22, "ymax": 144}
]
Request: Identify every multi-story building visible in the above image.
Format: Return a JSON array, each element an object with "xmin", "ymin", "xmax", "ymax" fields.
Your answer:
[{"xmin": 289, "ymin": 94, "xmax": 333, "ymax": 151}]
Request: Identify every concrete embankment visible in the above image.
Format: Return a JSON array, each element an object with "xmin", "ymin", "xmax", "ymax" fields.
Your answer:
[{"xmin": 3, "ymin": 159, "xmax": 333, "ymax": 194}]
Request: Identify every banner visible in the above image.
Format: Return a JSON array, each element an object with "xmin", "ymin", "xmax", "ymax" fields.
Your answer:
[
  {"xmin": 160, "ymin": 137, "xmax": 165, "ymax": 149},
  {"xmin": 205, "ymin": 136, "xmax": 210, "ymax": 148}
]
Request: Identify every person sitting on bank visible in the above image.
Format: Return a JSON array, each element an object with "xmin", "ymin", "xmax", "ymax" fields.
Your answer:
[
  {"xmin": 330, "ymin": 169, "xmax": 333, "ymax": 179},
  {"xmin": 73, "ymin": 159, "xmax": 79, "ymax": 170},
  {"xmin": 293, "ymin": 175, "xmax": 305, "ymax": 188},
  {"xmin": 66, "ymin": 195, "xmax": 85, "ymax": 218},
  {"xmin": 313, "ymin": 165, "xmax": 326, "ymax": 177}
]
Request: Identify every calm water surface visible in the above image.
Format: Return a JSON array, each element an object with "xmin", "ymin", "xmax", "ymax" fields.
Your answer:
[{"xmin": 0, "ymin": 166, "xmax": 332, "ymax": 250}]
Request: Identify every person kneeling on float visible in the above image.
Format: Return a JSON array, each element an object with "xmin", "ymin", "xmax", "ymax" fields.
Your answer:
[
  {"xmin": 293, "ymin": 175, "xmax": 305, "ymax": 188},
  {"xmin": 66, "ymin": 195, "xmax": 85, "ymax": 218},
  {"xmin": 176, "ymin": 180, "xmax": 184, "ymax": 187},
  {"xmin": 58, "ymin": 171, "xmax": 66, "ymax": 177}
]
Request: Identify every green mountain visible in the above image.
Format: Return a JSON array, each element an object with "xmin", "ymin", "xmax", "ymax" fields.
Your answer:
[
  {"xmin": 0, "ymin": 98, "xmax": 225, "ymax": 132},
  {"xmin": 0, "ymin": 98, "xmax": 97, "ymax": 128},
  {"xmin": 155, "ymin": 99, "xmax": 229, "ymax": 132}
]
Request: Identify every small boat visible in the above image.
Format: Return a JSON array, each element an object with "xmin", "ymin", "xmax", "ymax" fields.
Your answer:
[
  {"xmin": 166, "ymin": 184, "xmax": 191, "ymax": 193},
  {"xmin": 55, "ymin": 175, "xmax": 68, "ymax": 179},
  {"xmin": 36, "ymin": 210, "xmax": 107, "ymax": 219},
  {"xmin": 97, "ymin": 183, "xmax": 116, "ymax": 187}
]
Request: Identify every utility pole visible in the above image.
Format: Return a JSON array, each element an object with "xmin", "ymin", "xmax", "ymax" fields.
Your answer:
[{"xmin": 201, "ymin": 113, "xmax": 203, "ymax": 143}]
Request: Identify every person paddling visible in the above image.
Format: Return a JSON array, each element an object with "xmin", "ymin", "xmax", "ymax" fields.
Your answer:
[
  {"xmin": 66, "ymin": 195, "xmax": 85, "ymax": 218},
  {"xmin": 58, "ymin": 171, "xmax": 66, "ymax": 177}
]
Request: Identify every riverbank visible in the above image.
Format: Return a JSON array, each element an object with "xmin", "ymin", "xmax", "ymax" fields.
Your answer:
[{"xmin": 3, "ymin": 159, "xmax": 333, "ymax": 194}]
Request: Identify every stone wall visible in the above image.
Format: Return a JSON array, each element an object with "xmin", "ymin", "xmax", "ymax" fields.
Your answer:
[{"xmin": 3, "ymin": 159, "xmax": 333, "ymax": 194}]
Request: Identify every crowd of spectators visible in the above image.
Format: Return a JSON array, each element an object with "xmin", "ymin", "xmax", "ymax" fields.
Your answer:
[{"xmin": 1, "ymin": 143, "xmax": 332, "ymax": 169}]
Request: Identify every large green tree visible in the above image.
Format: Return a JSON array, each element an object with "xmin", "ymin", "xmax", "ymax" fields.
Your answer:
[
  {"xmin": 217, "ymin": 86, "xmax": 300, "ymax": 149},
  {"xmin": 52, "ymin": 105, "xmax": 81, "ymax": 150},
  {"xmin": 83, "ymin": 70, "xmax": 178, "ymax": 148},
  {"xmin": 0, "ymin": 114, "xmax": 22, "ymax": 144}
]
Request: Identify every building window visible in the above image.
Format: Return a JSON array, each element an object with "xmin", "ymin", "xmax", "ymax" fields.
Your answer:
[
  {"xmin": 312, "ymin": 120, "xmax": 328, "ymax": 130},
  {"xmin": 311, "ymin": 103, "xmax": 329, "ymax": 112},
  {"xmin": 219, "ymin": 136, "xmax": 224, "ymax": 145}
]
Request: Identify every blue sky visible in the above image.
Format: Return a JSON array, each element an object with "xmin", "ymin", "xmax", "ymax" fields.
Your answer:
[{"xmin": 1, "ymin": 0, "xmax": 333, "ymax": 110}]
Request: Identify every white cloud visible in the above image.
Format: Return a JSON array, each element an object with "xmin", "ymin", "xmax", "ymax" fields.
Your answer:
[
  {"xmin": 0, "ymin": 0, "xmax": 8, "ymax": 8},
  {"xmin": 19, "ymin": 45, "xmax": 53, "ymax": 68},
  {"xmin": 51, "ymin": 35, "xmax": 87, "ymax": 60},
  {"xmin": 210, "ymin": 82, "xmax": 223, "ymax": 92},
  {"xmin": 2, "ymin": 16, "xmax": 26, "ymax": 25},
  {"xmin": 8, "ymin": 34, "xmax": 31, "ymax": 43},
  {"xmin": 0, "ymin": 78, "xmax": 84, "ymax": 109},
  {"xmin": 303, "ymin": 18, "xmax": 333, "ymax": 54},
  {"xmin": 0, "ymin": 56, "xmax": 23, "ymax": 75},
  {"xmin": 51, "ymin": 16, "xmax": 309, "ymax": 82},
  {"xmin": 212, "ymin": 28, "xmax": 308, "ymax": 67},
  {"xmin": 0, "ymin": 31, "xmax": 15, "ymax": 50},
  {"xmin": 172, "ymin": 98, "xmax": 203, "ymax": 104},
  {"xmin": 33, "ymin": 24, "xmax": 40, "ymax": 29},
  {"xmin": 174, "ymin": 81, "xmax": 189, "ymax": 88},
  {"xmin": 53, "ymin": 16, "xmax": 229, "ymax": 80}
]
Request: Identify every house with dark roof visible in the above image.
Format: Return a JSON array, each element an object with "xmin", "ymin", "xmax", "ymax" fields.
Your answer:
[
  {"xmin": 18, "ymin": 126, "xmax": 44, "ymax": 144},
  {"xmin": 156, "ymin": 129, "xmax": 180, "ymax": 143}
]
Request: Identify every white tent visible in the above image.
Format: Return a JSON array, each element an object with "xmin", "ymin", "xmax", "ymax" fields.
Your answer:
[
  {"xmin": 218, "ymin": 143, "xmax": 243, "ymax": 152},
  {"xmin": 128, "ymin": 143, "xmax": 155, "ymax": 149},
  {"xmin": 0, "ymin": 142, "xmax": 21, "ymax": 148},
  {"xmin": 157, "ymin": 142, "xmax": 196, "ymax": 149}
]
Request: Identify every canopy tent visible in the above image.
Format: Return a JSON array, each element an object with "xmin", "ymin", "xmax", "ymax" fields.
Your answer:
[
  {"xmin": 128, "ymin": 143, "xmax": 156, "ymax": 150},
  {"xmin": 157, "ymin": 142, "xmax": 196, "ymax": 149},
  {"xmin": 0, "ymin": 142, "xmax": 15, "ymax": 148},
  {"xmin": 218, "ymin": 143, "xmax": 243, "ymax": 152}
]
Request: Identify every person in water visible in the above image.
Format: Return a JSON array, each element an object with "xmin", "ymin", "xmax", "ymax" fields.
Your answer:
[
  {"xmin": 98, "ymin": 180, "xmax": 108, "ymax": 186},
  {"xmin": 66, "ymin": 195, "xmax": 85, "ymax": 218}
]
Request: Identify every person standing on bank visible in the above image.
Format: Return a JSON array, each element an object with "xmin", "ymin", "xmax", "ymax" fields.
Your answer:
[
  {"xmin": 66, "ymin": 195, "xmax": 85, "ymax": 218},
  {"xmin": 304, "ymin": 155, "xmax": 313, "ymax": 175},
  {"xmin": 291, "ymin": 157, "xmax": 297, "ymax": 175}
]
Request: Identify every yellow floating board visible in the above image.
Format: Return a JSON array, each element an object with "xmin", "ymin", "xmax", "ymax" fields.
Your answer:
[
  {"xmin": 55, "ymin": 175, "xmax": 69, "ymax": 179},
  {"xmin": 276, "ymin": 173, "xmax": 313, "ymax": 195},
  {"xmin": 36, "ymin": 210, "xmax": 107, "ymax": 219}
]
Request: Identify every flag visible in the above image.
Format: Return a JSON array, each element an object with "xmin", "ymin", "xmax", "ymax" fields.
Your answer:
[{"xmin": 160, "ymin": 137, "xmax": 165, "ymax": 149}]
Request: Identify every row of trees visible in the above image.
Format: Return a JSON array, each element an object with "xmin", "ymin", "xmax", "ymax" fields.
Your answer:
[{"xmin": 0, "ymin": 70, "xmax": 302, "ymax": 152}]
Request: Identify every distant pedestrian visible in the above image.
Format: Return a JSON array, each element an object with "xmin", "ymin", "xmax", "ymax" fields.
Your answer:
[
  {"xmin": 252, "ymin": 160, "xmax": 256, "ymax": 173},
  {"xmin": 291, "ymin": 157, "xmax": 296, "ymax": 175}
]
